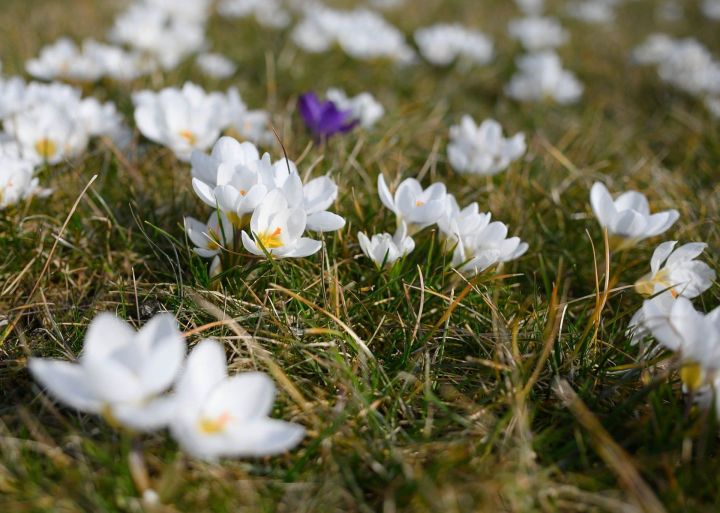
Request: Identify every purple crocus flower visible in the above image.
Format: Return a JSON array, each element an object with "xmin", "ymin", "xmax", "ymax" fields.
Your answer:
[{"xmin": 298, "ymin": 92, "xmax": 358, "ymax": 141}]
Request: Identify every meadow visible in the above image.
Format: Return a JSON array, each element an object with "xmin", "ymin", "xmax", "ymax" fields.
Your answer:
[{"xmin": 1, "ymin": 0, "xmax": 719, "ymax": 511}]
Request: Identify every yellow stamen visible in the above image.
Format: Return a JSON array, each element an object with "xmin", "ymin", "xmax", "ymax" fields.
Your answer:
[
  {"xmin": 179, "ymin": 130, "xmax": 197, "ymax": 146},
  {"xmin": 257, "ymin": 226, "xmax": 283, "ymax": 249},
  {"xmin": 634, "ymin": 269, "xmax": 673, "ymax": 297},
  {"xmin": 198, "ymin": 411, "xmax": 232, "ymax": 434},
  {"xmin": 227, "ymin": 212, "xmax": 250, "ymax": 228},
  {"xmin": 415, "ymin": 200, "xmax": 425, "ymax": 207},
  {"xmin": 207, "ymin": 229, "xmax": 221, "ymax": 250},
  {"xmin": 680, "ymin": 363, "xmax": 704, "ymax": 392},
  {"xmin": 34, "ymin": 138, "xmax": 57, "ymax": 160}
]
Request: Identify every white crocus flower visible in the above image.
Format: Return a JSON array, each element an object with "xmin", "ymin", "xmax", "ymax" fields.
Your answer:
[
  {"xmin": 292, "ymin": 7, "xmax": 415, "ymax": 63},
  {"xmin": 414, "ymin": 24, "xmax": 494, "ymax": 66},
  {"xmin": 241, "ymin": 189, "xmax": 322, "ymax": 258},
  {"xmin": 642, "ymin": 293, "xmax": 720, "ymax": 389},
  {"xmin": 28, "ymin": 313, "xmax": 185, "ymax": 432},
  {"xmin": 326, "ymin": 88, "xmax": 384, "ymax": 129},
  {"xmin": 508, "ymin": 17, "xmax": 569, "ymax": 51},
  {"xmin": 447, "ymin": 116, "xmax": 526, "ymax": 176},
  {"xmin": 6, "ymin": 103, "xmax": 88, "ymax": 165},
  {"xmin": 378, "ymin": 175, "xmax": 447, "ymax": 233},
  {"xmin": 0, "ymin": 75, "xmax": 28, "ymax": 120},
  {"xmin": 109, "ymin": 3, "xmax": 206, "ymax": 70},
  {"xmin": 191, "ymin": 137, "xmax": 269, "ymax": 226},
  {"xmin": 185, "ymin": 212, "xmax": 234, "ymax": 258},
  {"xmin": 196, "ymin": 53, "xmax": 237, "ymax": 79},
  {"xmin": 631, "ymin": 34, "xmax": 677, "ymax": 65},
  {"xmin": 218, "ymin": 0, "xmax": 291, "ymax": 28},
  {"xmin": 170, "ymin": 339, "xmax": 305, "ymax": 461},
  {"xmin": 358, "ymin": 222, "xmax": 415, "ymax": 268},
  {"xmin": 26, "ymin": 38, "xmax": 105, "ymax": 82},
  {"xmin": 635, "ymin": 241, "xmax": 715, "ymax": 299},
  {"xmin": 78, "ymin": 97, "xmax": 131, "ymax": 147},
  {"xmin": 506, "ymin": 51, "xmax": 583, "ymax": 104},
  {"xmin": 0, "ymin": 154, "xmax": 45, "ymax": 209},
  {"xmin": 437, "ymin": 196, "xmax": 492, "ymax": 250},
  {"xmin": 590, "ymin": 182, "xmax": 679, "ymax": 249},
  {"xmin": 566, "ymin": 0, "xmax": 615, "ymax": 24},
  {"xmin": 452, "ymin": 220, "xmax": 528, "ymax": 275},
  {"xmin": 133, "ymin": 83, "xmax": 226, "ymax": 161}
]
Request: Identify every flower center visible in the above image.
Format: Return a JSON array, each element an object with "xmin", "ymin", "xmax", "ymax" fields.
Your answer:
[
  {"xmin": 198, "ymin": 411, "xmax": 232, "ymax": 434},
  {"xmin": 206, "ymin": 228, "xmax": 222, "ymax": 250},
  {"xmin": 257, "ymin": 226, "xmax": 283, "ymax": 249},
  {"xmin": 415, "ymin": 200, "xmax": 425, "ymax": 207},
  {"xmin": 34, "ymin": 138, "xmax": 57, "ymax": 160},
  {"xmin": 179, "ymin": 130, "xmax": 197, "ymax": 146},
  {"xmin": 634, "ymin": 269, "xmax": 676, "ymax": 297},
  {"xmin": 680, "ymin": 363, "xmax": 704, "ymax": 392}
]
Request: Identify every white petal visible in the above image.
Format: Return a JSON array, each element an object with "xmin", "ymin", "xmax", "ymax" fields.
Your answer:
[
  {"xmin": 112, "ymin": 395, "xmax": 177, "ymax": 432},
  {"xmin": 204, "ymin": 372, "xmax": 276, "ymax": 421},
  {"xmin": 306, "ymin": 211, "xmax": 346, "ymax": 232},
  {"xmin": 28, "ymin": 359, "xmax": 102, "ymax": 413}
]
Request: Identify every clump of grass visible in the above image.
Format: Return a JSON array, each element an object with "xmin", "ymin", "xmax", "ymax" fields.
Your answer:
[{"xmin": 1, "ymin": 0, "xmax": 719, "ymax": 511}]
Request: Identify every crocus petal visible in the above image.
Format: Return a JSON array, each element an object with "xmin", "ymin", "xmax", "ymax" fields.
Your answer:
[
  {"xmin": 650, "ymin": 241, "xmax": 677, "ymax": 274},
  {"xmin": 223, "ymin": 419, "xmax": 305, "ymax": 457},
  {"xmin": 81, "ymin": 313, "xmax": 135, "ymax": 364},
  {"xmin": 28, "ymin": 359, "xmax": 102, "ymax": 413},
  {"xmin": 590, "ymin": 182, "xmax": 616, "ymax": 228},
  {"xmin": 113, "ymin": 395, "xmax": 177, "ymax": 432},
  {"xmin": 306, "ymin": 211, "xmax": 346, "ymax": 232},
  {"xmin": 666, "ymin": 242, "xmax": 707, "ymax": 267},
  {"xmin": 135, "ymin": 313, "xmax": 185, "ymax": 395},
  {"xmin": 204, "ymin": 372, "xmax": 276, "ymax": 422},
  {"xmin": 176, "ymin": 339, "xmax": 228, "ymax": 405},
  {"xmin": 286, "ymin": 237, "xmax": 323, "ymax": 258},
  {"xmin": 377, "ymin": 174, "xmax": 396, "ymax": 213}
]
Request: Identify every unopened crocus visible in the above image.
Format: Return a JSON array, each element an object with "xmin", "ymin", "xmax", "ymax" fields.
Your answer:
[
  {"xmin": 298, "ymin": 92, "xmax": 358, "ymax": 140},
  {"xmin": 358, "ymin": 222, "xmax": 415, "ymax": 268}
]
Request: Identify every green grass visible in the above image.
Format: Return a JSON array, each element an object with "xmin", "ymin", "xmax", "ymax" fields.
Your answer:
[{"xmin": 2, "ymin": 0, "xmax": 720, "ymax": 511}]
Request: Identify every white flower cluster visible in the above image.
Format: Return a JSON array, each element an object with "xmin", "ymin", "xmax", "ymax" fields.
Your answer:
[
  {"xmin": 588, "ymin": 181, "xmax": 718, "ymax": 413},
  {"xmin": 0, "ymin": 74, "xmax": 129, "ymax": 209},
  {"xmin": 504, "ymin": 3, "xmax": 582, "ymax": 105},
  {"xmin": 508, "ymin": 17, "xmax": 569, "ymax": 52},
  {"xmin": 133, "ymin": 82, "xmax": 273, "ymax": 161},
  {"xmin": 27, "ymin": 38, "xmax": 153, "ymax": 82},
  {"xmin": 186, "ymin": 136, "xmax": 345, "ymax": 272},
  {"xmin": 218, "ymin": 0, "xmax": 291, "ymax": 29},
  {"xmin": 702, "ymin": 0, "xmax": 720, "ymax": 20},
  {"xmin": 447, "ymin": 116, "xmax": 526, "ymax": 176},
  {"xmin": 325, "ymin": 88, "xmax": 385, "ymax": 129},
  {"xmin": 109, "ymin": 0, "xmax": 210, "ymax": 70},
  {"xmin": 358, "ymin": 174, "xmax": 528, "ymax": 273},
  {"xmin": 566, "ymin": 0, "xmax": 618, "ymax": 24},
  {"xmin": 632, "ymin": 34, "xmax": 720, "ymax": 118},
  {"xmin": 413, "ymin": 24, "xmax": 494, "ymax": 66},
  {"xmin": 29, "ymin": 312, "xmax": 305, "ymax": 461},
  {"xmin": 292, "ymin": 6, "xmax": 416, "ymax": 64},
  {"xmin": 506, "ymin": 51, "xmax": 583, "ymax": 104}
]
